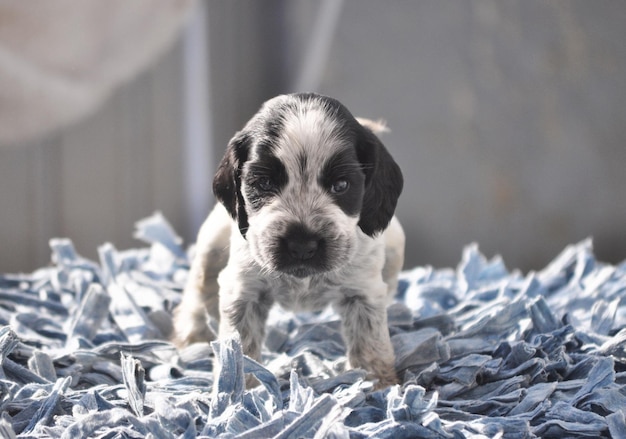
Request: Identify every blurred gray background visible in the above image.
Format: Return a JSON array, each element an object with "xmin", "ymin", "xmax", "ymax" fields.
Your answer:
[{"xmin": 1, "ymin": 0, "xmax": 625, "ymax": 273}]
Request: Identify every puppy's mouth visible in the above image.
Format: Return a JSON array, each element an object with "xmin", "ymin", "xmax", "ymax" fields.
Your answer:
[{"xmin": 281, "ymin": 265, "xmax": 323, "ymax": 279}]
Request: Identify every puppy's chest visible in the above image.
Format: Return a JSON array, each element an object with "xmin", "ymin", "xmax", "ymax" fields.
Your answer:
[{"xmin": 272, "ymin": 276, "xmax": 342, "ymax": 312}]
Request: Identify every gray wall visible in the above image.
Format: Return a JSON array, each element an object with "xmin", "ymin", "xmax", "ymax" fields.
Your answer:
[
  {"xmin": 2, "ymin": 0, "xmax": 625, "ymax": 273},
  {"xmin": 0, "ymin": 43, "xmax": 188, "ymax": 272}
]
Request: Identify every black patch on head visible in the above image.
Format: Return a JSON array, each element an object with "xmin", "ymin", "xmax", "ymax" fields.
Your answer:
[
  {"xmin": 264, "ymin": 117, "xmax": 283, "ymax": 141},
  {"xmin": 243, "ymin": 147, "xmax": 288, "ymax": 211},
  {"xmin": 319, "ymin": 148, "xmax": 365, "ymax": 217}
]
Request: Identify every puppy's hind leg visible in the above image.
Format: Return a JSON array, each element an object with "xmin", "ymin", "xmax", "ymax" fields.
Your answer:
[{"xmin": 173, "ymin": 205, "xmax": 232, "ymax": 347}]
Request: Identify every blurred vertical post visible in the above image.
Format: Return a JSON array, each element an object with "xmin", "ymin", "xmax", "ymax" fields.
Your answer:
[
  {"xmin": 182, "ymin": 0, "xmax": 213, "ymax": 239},
  {"xmin": 293, "ymin": 0, "xmax": 344, "ymax": 93}
]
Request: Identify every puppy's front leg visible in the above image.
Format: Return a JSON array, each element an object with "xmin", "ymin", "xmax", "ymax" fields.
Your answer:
[
  {"xmin": 218, "ymin": 284, "xmax": 274, "ymax": 362},
  {"xmin": 336, "ymin": 289, "xmax": 398, "ymax": 388}
]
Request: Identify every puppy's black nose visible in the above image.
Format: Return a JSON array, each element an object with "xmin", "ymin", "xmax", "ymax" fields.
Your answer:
[{"xmin": 286, "ymin": 238, "xmax": 319, "ymax": 261}]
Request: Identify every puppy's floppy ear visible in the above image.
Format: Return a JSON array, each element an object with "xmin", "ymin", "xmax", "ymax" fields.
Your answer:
[
  {"xmin": 212, "ymin": 131, "xmax": 250, "ymax": 236},
  {"xmin": 355, "ymin": 124, "xmax": 403, "ymax": 237}
]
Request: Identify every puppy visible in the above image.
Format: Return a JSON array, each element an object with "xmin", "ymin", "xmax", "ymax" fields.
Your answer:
[{"xmin": 174, "ymin": 92, "xmax": 404, "ymax": 387}]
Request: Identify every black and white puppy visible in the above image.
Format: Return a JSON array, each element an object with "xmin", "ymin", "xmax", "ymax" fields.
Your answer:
[{"xmin": 174, "ymin": 92, "xmax": 404, "ymax": 387}]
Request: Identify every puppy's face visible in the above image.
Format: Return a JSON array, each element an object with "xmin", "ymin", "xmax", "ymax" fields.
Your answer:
[
  {"xmin": 214, "ymin": 93, "xmax": 403, "ymax": 278},
  {"xmin": 241, "ymin": 104, "xmax": 366, "ymax": 278}
]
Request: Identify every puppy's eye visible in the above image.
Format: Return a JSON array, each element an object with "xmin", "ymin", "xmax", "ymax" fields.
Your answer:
[
  {"xmin": 255, "ymin": 176, "xmax": 276, "ymax": 192},
  {"xmin": 330, "ymin": 179, "xmax": 349, "ymax": 194}
]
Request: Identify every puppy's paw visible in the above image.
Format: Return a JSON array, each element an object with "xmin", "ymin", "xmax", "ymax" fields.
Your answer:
[
  {"xmin": 372, "ymin": 368, "xmax": 400, "ymax": 390},
  {"xmin": 350, "ymin": 354, "xmax": 399, "ymax": 389}
]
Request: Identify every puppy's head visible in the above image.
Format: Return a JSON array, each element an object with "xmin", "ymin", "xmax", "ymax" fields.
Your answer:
[{"xmin": 213, "ymin": 93, "xmax": 403, "ymax": 278}]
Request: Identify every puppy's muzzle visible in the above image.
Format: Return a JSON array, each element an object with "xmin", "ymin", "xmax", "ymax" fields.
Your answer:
[{"xmin": 276, "ymin": 224, "xmax": 328, "ymax": 277}]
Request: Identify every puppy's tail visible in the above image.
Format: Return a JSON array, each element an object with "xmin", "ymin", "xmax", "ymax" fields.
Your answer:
[
  {"xmin": 173, "ymin": 204, "xmax": 231, "ymax": 347},
  {"xmin": 355, "ymin": 117, "xmax": 390, "ymax": 135}
]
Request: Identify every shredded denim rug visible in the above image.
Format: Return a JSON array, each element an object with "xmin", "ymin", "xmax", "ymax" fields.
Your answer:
[{"xmin": 1, "ymin": 213, "xmax": 626, "ymax": 438}]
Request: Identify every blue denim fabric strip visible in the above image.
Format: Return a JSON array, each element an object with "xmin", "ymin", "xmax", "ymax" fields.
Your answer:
[{"xmin": 0, "ymin": 213, "xmax": 625, "ymax": 437}]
